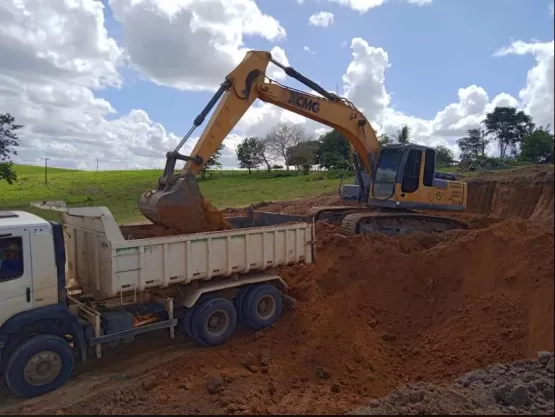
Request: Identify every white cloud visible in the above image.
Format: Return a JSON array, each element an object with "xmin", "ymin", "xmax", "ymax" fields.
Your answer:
[
  {"xmin": 343, "ymin": 38, "xmax": 391, "ymax": 116},
  {"xmin": 0, "ymin": 0, "xmax": 185, "ymax": 171},
  {"xmin": 0, "ymin": 0, "xmax": 122, "ymax": 89},
  {"xmin": 308, "ymin": 11, "xmax": 335, "ymax": 27},
  {"xmin": 303, "ymin": 46, "xmax": 316, "ymax": 55},
  {"xmin": 329, "ymin": 0, "xmax": 384, "ymax": 13},
  {"xmin": 406, "ymin": 0, "xmax": 433, "ymax": 5},
  {"xmin": 494, "ymin": 40, "xmax": 554, "ymax": 128},
  {"xmin": 550, "ymin": 2, "xmax": 554, "ymax": 17},
  {"xmin": 328, "ymin": 0, "xmax": 431, "ymax": 13},
  {"xmin": 267, "ymin": 46, "xmax": 290, "ymax": 80},
  {"xmin": 109, "ymin": 0, "xmax": 286, "ymax": 92}
]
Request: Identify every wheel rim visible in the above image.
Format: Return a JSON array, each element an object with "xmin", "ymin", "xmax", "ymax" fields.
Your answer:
[
  {"xmin": 207, "ymin": 309, "xmax": 230, "ymax": 337},
  {"xmin": 23, "ymin": 351, "xmax": 63, "ymax": 387},
  {"xmin": 257, "ymin": 295, "xmax": 276, "ymax": 320}
]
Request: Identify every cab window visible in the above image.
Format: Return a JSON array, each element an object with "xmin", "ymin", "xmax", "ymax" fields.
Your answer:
[
  {"xmin": 373, "ymin": 148, "xmax": 403, "ymax": 199},
  {"xmin": 0, "ymin": 237, "xmax": 24, "ymax": 281},
  {"xmin": 401, "ymin": 149, "xmax": 422, "ymax": 193},
  {"xmin": 423, "ymin": 149, "xmax": 436, "ymax": 187}
]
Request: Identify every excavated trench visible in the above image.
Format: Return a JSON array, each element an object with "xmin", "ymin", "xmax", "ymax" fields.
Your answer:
[
  {"xmin": 465, "ymin": 166, "xmax": 554, "ymax": 220},
  {"xmin": 2, "ymin": 165, "xmax": 553, "ymax": 416}
]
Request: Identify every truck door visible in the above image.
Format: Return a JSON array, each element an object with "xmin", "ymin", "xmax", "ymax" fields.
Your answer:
[{"xmin": 0, "ymin": 229, "xmax": 33, "ymax": 326}]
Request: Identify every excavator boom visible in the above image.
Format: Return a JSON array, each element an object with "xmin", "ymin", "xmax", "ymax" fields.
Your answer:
[{"xmin": 138, "ymin": 50, "xmax": 380, "ymax": 233}]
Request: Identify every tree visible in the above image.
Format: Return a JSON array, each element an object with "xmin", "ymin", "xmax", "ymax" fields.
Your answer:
[
  {"xmin": 457, "ymin": 128, "xmax": 489, "ymax": 159},
  {"xmin": 258, "ymin": 137, "xmax": 273, "ymax": 171},
  {"xmin": 319, "ymin": 151, "xmax": 350, "ymax": 171},
  {"xmin": 395, "ymin": 125, "xmax": 410, "ymax": 144},
  {"xmin": 286, "ymin": 140, "xmax": 320, "ymax": 170},
  {"xmin": 378, "ymin": 133, "xmax": 392, "ymax": 146},
  {"xmin": 264, "ymin": 123, "xmax": 311, "ymax": 170},
  {"xmin": 434, "ymin": 145, "xmax": 455, "ymax": 167},
  {"xmin": 0, "ymin": 113, "xmax": 22, "ymax": 184},
  {"xmin": 316, "ymin": 129, "xmax": 351, "ymax": 170},
  {"xmin": 519, "ymin": 126, "xmax": 554, "ymax": 164},
  {"xmin": 483, "ymin": 106, "xmax": 534, "ymax": 159},
  {"xmin": 236, "ymin": 137, "xmax": 265, "ymax": 173},
  {"xmin": 201, "ymin": 144, "xmax": 225, "ymax": 179}
]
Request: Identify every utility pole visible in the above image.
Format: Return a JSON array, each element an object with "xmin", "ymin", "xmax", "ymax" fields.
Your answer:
[
  {"xmin": 96, "ymin": 158, "xmax": 99, "ymax": 171},
  {"xmin": 44, "ymin": 158, "xmax": 49, "ymax": 185}
]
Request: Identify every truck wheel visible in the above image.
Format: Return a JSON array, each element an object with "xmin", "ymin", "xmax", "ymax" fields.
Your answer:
[
  {"xmin": 4, "ymin": 334, "xmax": 74, "ymax": 398},
  {"xmin": 190, "ymin": 297, "xmax": 238, "ymax": 347},
  {"xmin": 178, "ymin": 307, "xmax": 194, "ymax": 338},
  {"xmin": 242, "ymin": 284, "xmax": 284, "ymax": 331},
  {"xmin": 234, "ymin": 285, "xmax": 252, "ymax": 326}
]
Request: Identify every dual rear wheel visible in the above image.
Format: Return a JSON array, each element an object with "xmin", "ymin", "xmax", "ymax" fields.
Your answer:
[{"xmin": 179, "ymin": 284, "xmax": 284, "ymax": 347}]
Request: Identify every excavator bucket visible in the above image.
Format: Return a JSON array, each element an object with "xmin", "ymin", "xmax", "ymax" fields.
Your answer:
[{"xmin": 138, "ymin": 171, "xmax": 232, "ymax": 235}]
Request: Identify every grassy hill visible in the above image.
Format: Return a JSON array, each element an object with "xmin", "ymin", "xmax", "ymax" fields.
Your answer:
[{"xmin": 1, "ymin": 165, "xmax": 352, "ymax": 223}]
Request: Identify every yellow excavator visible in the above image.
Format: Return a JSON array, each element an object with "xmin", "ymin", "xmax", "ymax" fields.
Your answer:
[{"xmin": 138, "ymin": 50, "xmax": 468, "ymax": 236}]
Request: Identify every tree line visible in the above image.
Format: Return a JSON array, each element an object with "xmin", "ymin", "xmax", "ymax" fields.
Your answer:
[
  {"xmin": 1, "ymin": 106, "xmax": 553, "ymax": 185},
  {"xmin": 234, "ymin": 105, "xmax": 554, "ymax": 173},
  {"xmin": 456, "ymin": 106, "xmax": 553, "ymax": 166},
  {"xmin": 234, "ymin": 122, "xmax": 458, "ymax": 172}
]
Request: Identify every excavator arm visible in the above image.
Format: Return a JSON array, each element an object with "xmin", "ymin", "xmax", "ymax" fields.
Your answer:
[{"xmin": 138, "ymin": 50, "xmax": 380, "ymax": 233}]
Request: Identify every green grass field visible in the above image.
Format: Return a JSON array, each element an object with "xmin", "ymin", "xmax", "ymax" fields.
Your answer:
[
  {"xmin": 1, "ymin": 165, "xmax": 354, "ymax": 223},
  {"xmin": 2, "ymin": 161, "xmax": 539, "ymax": 224}
]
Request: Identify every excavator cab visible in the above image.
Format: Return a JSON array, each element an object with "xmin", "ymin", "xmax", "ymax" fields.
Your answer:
[{"xmin": 367, "ymin": 143, "xmax": 466, "ymax": 211}]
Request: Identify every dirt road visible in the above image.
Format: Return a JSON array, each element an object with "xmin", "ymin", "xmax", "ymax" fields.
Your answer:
[{"xmin": 1, "ymin": 165, "xmax": 553, "ymax": 415}]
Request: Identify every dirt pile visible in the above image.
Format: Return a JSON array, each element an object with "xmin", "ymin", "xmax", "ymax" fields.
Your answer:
[
  {"xmin": 349, "ymin": 352, "xmax": 555, "ymax": 415},
  {"xmin": 38, "ymin": 212, "xmax": 553, "ymax": 416},
  {"xmin": 3, "ymin": 166, "xmax": 552, "ymax": 416}
]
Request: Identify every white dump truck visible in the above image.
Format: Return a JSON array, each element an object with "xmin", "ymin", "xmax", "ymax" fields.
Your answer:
[{"xmin": 0, "ymin": 204, "xmax": 314, "ymax": 398}]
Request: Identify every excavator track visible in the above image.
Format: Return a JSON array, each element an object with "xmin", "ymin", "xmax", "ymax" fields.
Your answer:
[
  {"xmin": 309, "ymin": 205, "xmax": 369, "ymax": 222},
  {"xmin": 340, "ymin": 211, "xmax": 469, "ymax": 236}
]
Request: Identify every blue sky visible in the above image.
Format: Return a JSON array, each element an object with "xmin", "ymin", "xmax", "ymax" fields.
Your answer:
[
  {"xmin": 3, "ymin": 0, "xmax": 552, "ymax": 170},
  {"xmin": 97, "ymin": 0, "xmax": 554, "ymax": 136}
]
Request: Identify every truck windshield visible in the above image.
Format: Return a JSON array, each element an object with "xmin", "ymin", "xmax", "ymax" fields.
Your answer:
[{"xmin": 372, "ymin": 148, "xmax": 403, "ymax": 200}]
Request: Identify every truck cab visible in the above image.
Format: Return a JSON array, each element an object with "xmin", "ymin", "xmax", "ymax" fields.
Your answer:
[
  {"xmin": 0, "ymin": 210, "xmax": 82, "ymax": 399},
  {"xmin": 0, "ymin": 211, "xmax": 66, "ymax": 326}
]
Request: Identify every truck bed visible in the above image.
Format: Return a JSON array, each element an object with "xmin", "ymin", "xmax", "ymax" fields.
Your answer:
[{"xmin": 62, "ymin": 207, "xmax": 315, "ymax": 300}]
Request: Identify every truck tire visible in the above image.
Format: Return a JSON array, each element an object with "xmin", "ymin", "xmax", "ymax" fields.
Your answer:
[
  {"xmin": 4, "ymin": 334, "xmax": 75, "ymax": 398},
  {"xmin": 178, "ymin": 307, "xmax": 194, "ymax": 338},
  {"xmin": 241, "ymin": 284, "xmax": 284, "ymax": 331},
  {"xmin": 190, "ymin": 296, "xmax": 238, "ymax": 347},
  {"xmin": 234, "ymin": 285, "xmax": 252, "ymax": 326}
]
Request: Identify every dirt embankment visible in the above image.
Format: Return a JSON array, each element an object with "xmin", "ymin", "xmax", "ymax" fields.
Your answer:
[
  {"xmin": 465, "ymin": 165, "xmax": 554, "ymax": 221},
  {"xmin": 44, "ymin": 217, "xmax": 552, "ymax": 415},
  {"xmin": 3, "ymin": 165, "xmax": 553, "ymax": 416}
]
